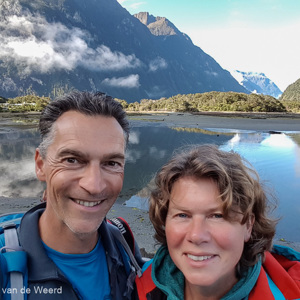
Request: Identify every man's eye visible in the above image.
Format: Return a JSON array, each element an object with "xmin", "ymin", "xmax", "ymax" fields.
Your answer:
[
  {"xmin": 107, "ymin": 161, "xmax": 123, "ymax": 168},
  {"xmin": 66, "ymin": 157, "xmax": 78, "ymax": 164}
]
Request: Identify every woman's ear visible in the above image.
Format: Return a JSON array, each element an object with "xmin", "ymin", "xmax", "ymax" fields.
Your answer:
[
  {"xmin": 244, "ymin": 214, "xmax": 255, "ymax": 242},
  {"xmin": 35, "ymin": 148, "xmax": 46, "ymax": 182}
]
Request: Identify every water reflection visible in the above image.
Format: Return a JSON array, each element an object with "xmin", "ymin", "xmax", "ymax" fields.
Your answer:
[
  {"xmin": 220, "ymin": 131, "xmax": 300, "ymax": 243},
  {"xmin": 0, "ymin": 128, "xmax": 44, "ymax": 198},
  {"xmin": 125, "ymin": 127, "xmax": 300, "ymax": 243},
  {"xmin": 121, "ymin": 125, "xmax": 231, "ymax": 199},
  {"xmin": 1, "ymin": 124, "xmax": 299, "ymax": 243}
]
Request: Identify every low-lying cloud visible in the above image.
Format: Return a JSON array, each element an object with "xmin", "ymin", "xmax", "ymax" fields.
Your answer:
[
  {"xmin": 102, "ymin": 74, "xmax": 140, "ymax": 88},
  {"xmin": 149, "ymin": 57, "xmax": 167, "ymax": 72},
  {"xmin": 0, "ymin": 13, "xmax": 141, "ymax": 74}
]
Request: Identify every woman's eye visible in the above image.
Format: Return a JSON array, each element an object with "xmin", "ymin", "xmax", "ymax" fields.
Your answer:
[
  {"xmin": 211, "ymin": 213, "xmax": 223, "ymax": 219},
  {"xmin": 177, "ymin": 213, "xmax": 188, "ymax": 218}
]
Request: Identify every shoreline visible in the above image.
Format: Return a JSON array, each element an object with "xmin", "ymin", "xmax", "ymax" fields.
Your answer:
[{"xmin": 1, "ymin": 110, "xmax": 300, "ymax": 132}]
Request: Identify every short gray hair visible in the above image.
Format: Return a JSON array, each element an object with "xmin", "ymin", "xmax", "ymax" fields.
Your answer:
[{"xmin": 38, "ymin": 91, "xmax": 129, "ymax": 158}]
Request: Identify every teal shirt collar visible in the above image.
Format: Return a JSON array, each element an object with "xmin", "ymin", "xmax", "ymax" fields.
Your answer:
[{"xmin": 151, "ymin": 245, "xmax": 262, "ymax": 300}]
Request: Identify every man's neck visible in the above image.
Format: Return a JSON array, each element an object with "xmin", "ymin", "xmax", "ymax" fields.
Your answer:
[{"xmin": 39, "ymin": 210, "xmax": 99, "ymax": 254}]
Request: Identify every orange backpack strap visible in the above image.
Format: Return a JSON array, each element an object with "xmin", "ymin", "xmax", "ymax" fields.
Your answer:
[
  {"xmin": 248, "ymin": 266, "xmax": 274, "ymax": 300},
  {"xmin": 272, "ymin": 252, "xmax": 300, "ymax": 289},
  {"xmin": 135, "ymin": 264, "xmax": 157, "ymax": 300},
  {"xmin": 249, "ymin": 251, "xmax": 300, "ymax": 300},
  {"xmin": 264, "ymin": 251, "xmax": 300, "ymax": 299}
]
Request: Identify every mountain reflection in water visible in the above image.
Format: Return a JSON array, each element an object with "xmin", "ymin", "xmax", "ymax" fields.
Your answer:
[
  {"xmin": 124, "ymin": 126, "xmax": 300, "ymax": 244},
  {"xmin": 0, "ymin": 124, "xmax": 299, "ymax": 243}
]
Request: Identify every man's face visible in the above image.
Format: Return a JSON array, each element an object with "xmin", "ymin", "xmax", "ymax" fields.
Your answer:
[{"xmin": 35, "ymin": 111, "xmax": 125, "ymax": 237}]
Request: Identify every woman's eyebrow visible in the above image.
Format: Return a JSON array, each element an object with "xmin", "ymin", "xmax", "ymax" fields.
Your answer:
[{"xmin": 169, "ymin": 199, "xmax": 222, "ymax": 213}]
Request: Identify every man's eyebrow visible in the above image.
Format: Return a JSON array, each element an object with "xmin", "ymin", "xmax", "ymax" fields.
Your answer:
[
  {"xmin": 102, "ymin": 152, "xmax": 125, "ymax": 161},
  {"xmin": 57, "ymin": 150, "xmax": 125, "ymax": 161},
  {"xmin": 57, "ymin": 149, "xmax": 85, "ymax": 158}
]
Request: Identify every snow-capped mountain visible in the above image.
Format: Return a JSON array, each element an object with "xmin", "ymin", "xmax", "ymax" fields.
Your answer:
[{"xmin": 230, "ymin": 70, "xmax": 282, "ymax": 99}]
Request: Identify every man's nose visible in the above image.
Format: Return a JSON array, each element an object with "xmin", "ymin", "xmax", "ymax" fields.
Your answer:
[
  {"xmin": 187, "ymin": 217, "xmax": 211, "ymax": 245},
  {"xmin": 79, "ymin": 163, "xmax": 106, "ymax": 195}
]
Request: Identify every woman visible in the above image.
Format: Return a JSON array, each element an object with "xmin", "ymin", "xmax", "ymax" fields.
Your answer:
[{"xmin": 136, "ymin": 145, "xmax": 300, "ymax": 299}]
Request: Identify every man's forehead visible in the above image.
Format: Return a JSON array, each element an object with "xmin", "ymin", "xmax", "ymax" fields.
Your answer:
[{"xmin": 50, "ymin": 112, "xmax": 125, "ymax": 150}]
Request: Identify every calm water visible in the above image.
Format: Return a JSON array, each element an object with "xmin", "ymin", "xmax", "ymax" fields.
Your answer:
[{"xmin": 0, "ymin": 121, "xmax": 299, "ymax": 243}]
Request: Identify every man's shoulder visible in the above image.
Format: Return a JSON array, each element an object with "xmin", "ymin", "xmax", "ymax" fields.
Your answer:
[
  {"xmin": 0, "ymin": 212, "xmax": 25, "ymax": 247},
  {"xmin": 0, "ymin": 203, "xmax": 45, "ymax": 248}
]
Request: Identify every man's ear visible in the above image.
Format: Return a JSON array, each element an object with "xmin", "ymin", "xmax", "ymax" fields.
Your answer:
[{"xmin": 35, "ymin": 148, "xmax": 46, "ymax": 181}]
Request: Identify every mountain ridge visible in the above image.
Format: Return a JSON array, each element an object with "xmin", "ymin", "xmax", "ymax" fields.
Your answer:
[
  {"xmin": 0, "ymin": 0, "xmax": 247, "ymax": 102},
  {"xmin": 230, "ymin": 70, "xmax": 282, "ymax": 99},
  {"xmin": 280, "ymin": 78, "xmax": 300, "ymax": 101}
]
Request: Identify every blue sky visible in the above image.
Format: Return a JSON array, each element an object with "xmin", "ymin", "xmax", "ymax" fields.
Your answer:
[{"xmin": 118, "ymin": 0, "xmax": 300, "ymax": 91}]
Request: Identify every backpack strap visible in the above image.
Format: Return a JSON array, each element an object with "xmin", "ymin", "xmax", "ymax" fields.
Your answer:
[
  {"xmin": 109, "ymin": 225, "xmax": 142, "ymax": 278},
  {"xmin": 1, "ymin": 223, "xmax": 26, "ymax": 300},
  {"xmin": 108, "ymin": 217, "xmax": 135, "ymax": 255}
]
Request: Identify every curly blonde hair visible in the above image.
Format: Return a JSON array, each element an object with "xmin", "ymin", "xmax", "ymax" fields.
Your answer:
[{"xmin": 149, "ymin": 144, "xmax": 277, "ymax": 271}]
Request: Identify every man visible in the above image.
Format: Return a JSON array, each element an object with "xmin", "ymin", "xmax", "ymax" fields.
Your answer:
[{"xmin": 0, "ymin": 91, "xmax": 143, "ymax": 299}]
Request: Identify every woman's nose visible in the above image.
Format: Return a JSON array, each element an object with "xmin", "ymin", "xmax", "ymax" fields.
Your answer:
[{"xmin": 187, "ymin": 217, "xmax": 211, "ymax": 245}]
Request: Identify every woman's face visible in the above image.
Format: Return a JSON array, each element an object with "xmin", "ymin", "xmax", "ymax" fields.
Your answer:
[{"xmin": 165, "ymin": 176, "xmax": 253, "ymax": 298}]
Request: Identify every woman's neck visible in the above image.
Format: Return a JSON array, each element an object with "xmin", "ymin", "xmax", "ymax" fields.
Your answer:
[{"xmin": 184, "ymin": 276, "xmax": 237, "ymax": 300}]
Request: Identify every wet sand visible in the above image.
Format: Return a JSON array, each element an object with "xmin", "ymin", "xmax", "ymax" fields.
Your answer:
[
  {"xmin": 128, "ymin": 111, "xmax": 300, "ymax": 132},
  {"xmin": 1, "ymin": 112, "xmax": 300, "ymax": 255}
]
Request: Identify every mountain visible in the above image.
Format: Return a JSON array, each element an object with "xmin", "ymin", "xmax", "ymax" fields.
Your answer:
[
  {"xmin": 230, "ymin": 70, "xmax": 282, "ymax": 99},
  {"xmin": 280, "ymin": 78, "xmax": 300, "ymax": 101},
  {"xmin": 0, "ymin": 96, "xmax": 8, "ymax": 103},
  {"xmin": 0, "ymin": 0, "xmax": 247, "ymax": 102}
]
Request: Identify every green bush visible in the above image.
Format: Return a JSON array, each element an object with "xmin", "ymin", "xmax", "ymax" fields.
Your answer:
[{"xmin": 7, "ymin": 95, "xmax": 51, "ymax": 112}]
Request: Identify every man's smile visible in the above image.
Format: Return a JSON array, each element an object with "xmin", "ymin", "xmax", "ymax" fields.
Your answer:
[{"xmin": 72, "ymin": 199, "xmax": 104, "ymax": 207}]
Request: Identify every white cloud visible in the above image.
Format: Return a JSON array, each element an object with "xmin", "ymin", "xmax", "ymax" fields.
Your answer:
[
  {"xmin": 125, "ymin": 149, "xmax": 142, "ymax": 163},
  {"xmin": 149, "ymin": 57, "xmax": 167, "ymax": 72},
  {"xmin": 128, "ymin": 130, "xmax": 140, "ymax": 144},
  {"xmin": 0, "ymin": 14, "xmax": 141, "ymax": 74},
  {"xmin": 0, "ymin": 155, "xmax": 43, "ymax": 198},
  {"xmin": 149, "ymin": 146, "xmax": 166, "ymax": 159},
  {"xmin": 102, "ymin": 74, "xmax": 140, "ymax": 88}
]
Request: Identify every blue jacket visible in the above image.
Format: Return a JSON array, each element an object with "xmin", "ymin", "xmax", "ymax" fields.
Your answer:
[{"xmin": 0, "ymin": 203, "xmax": 144, "ymax": 300}]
